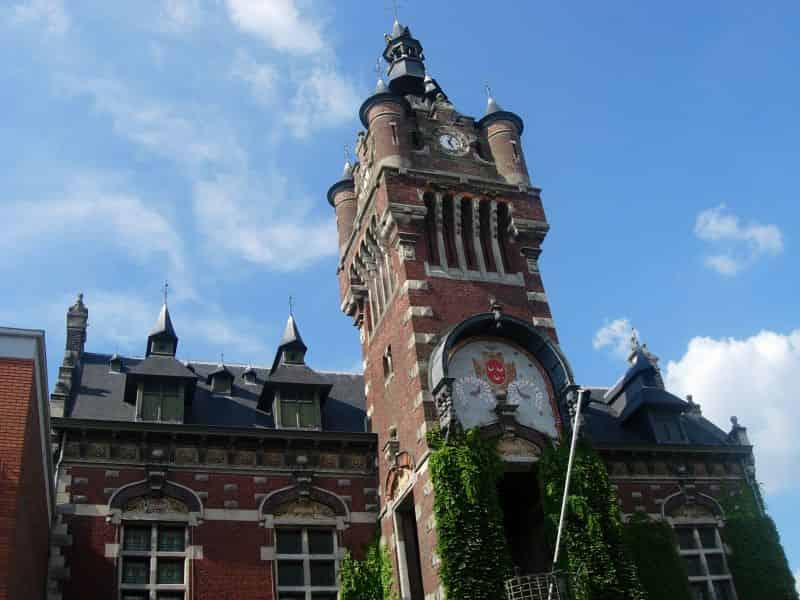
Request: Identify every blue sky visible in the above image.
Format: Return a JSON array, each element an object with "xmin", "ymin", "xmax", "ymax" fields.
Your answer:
[{"xmin": 2, "ymin": 0, "xmax": 798, "ymax": 585}]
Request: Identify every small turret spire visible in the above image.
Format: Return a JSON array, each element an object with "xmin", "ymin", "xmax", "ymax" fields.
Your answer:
[
  {"xmin": 382, "ymin": 14, "xmax": 426, "ymax": 95},
  {"xmin": 485, "ymin": 83, "xmax": 501, "ymax": 115}
]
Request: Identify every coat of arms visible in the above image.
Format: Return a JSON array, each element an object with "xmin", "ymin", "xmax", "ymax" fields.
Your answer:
[{"xmin": 472, "ymin": 351, "xmax": 517, "ymax": 393}]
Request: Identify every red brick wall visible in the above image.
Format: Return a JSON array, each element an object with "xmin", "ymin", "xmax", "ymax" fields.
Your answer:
[
  {"xmin": 59, "ymin": 464, "xmax": 378, "ymax": 600},
  {"xmin": 0, "ymin": 358, "xmax": 50, "ymax": 600}
]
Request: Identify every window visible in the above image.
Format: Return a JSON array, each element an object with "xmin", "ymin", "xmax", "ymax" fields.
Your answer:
[
  {"xmin": 275, "ymin": 528, "xmax": 338, "ymax": 600},
  {"xmin": 284, "ymin": 350, "xmax": 304, "ymax": 364},
  {"xmin": 140, "ymin": 380, "xmax": 183, "ymax": 423},
  {"xmin": 652, "ymin": 414, "xmax": 686, "ymax": 444},
  {"xmin": 120, "ymin": 524, "xmax": 187, "ymax": 600},
  {"xmin": 675, "ymin": 524, "xmax": 736, "ymax": 600},
  {"xmin": 382, "ymin": 346, "xmax": 393, "ymax": 380},
  {"xmin": 211, "ymin": 374, "xmax": 232, "ymax": 395},
  {"xmin": 279, "ymin": 387, "xmax": 320, "ymax": 429},
  {"xmin": 151, "ymin": 339, "xmax": 174, "ymax": 356}
]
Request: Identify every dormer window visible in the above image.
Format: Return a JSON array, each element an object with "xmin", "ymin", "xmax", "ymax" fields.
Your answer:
[
  {"xmin": 277, "ymin": 387, "xmax": 321, "ymax": 429},
  {"xmin": 150, "ymin": 338, "xmax": 174, "ymax": 356},
  {"xmin": 208, "ymin": 365, "xmax": 234, "ymax": 395},
  {"xmin": 243, "ymin": 367, "xmax": 257, "ymax": 385},
  {"xmin": 651, "ymin": 413, "xmax": 687, "ymax": 444},
  {"xmin": 283, "ymin": 350, "xmax": 304, "ymax": 364},
  {"xmin": 139, "ymin": 380, "xmax": 183, "ymax": 423}
]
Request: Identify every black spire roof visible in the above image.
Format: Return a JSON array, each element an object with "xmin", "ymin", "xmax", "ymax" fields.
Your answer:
[
  {"xmin": 382, "ymin": 18, "xmax": 426, "ymax": 96},
  {"xmin": 146, "ymin": 302, "xmax": 178, "ymax": 357},
  {"xmin": 271, "ymin": 314, "xmax": 308, "ymax": 373}
]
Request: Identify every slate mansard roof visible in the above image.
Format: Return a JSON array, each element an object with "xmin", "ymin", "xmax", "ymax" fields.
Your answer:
[
  {"xmin": 578, "ymin": 345, "xmax": 738, "ymax": 448},
  {"xmin": 66, "ymin": 352, "xmax": 366, "ymax": 433}
]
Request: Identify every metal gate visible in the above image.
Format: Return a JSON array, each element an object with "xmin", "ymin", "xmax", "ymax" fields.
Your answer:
[{"xmin": 505, "ymin": 572, "xmax": 567, "ymax": 600}]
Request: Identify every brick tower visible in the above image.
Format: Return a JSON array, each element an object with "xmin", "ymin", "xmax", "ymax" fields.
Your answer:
[{"xmin": 328, "ymin": 18, "xmax": 573, "ymax": 599}]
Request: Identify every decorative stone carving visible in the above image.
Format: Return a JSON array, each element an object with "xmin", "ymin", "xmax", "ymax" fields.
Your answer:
[
  {"xmin": 234, "ymin": 451, "xmax": 257, "ymax": 466},
  {"xmin": 319, "ymin": 453, "xmax": 339, "ymax": 469},
  {"xmin": 175, "ymin": 447, "xmax": 198, "ymax": 465},
  {"xmin": 115, "ymin": 445, "xmax": 138, "ymax": 460},
  {"xmin": 274, "ymin": 499, "xmax": 336, "ymax": 519},
  {"xmin": 125, "ymin": 496, "xmax": 189, "ymax": 514},
  {"xmin": 496, "ymin": 434, "xmax": 542, "ymax": 461},
  {"xmin": 87, "ymin": 443, "xmax": 110, "ymax": 459},
  {"xmin": 206, "ymin": 448, "xmax": 227, "ymax": 465}
]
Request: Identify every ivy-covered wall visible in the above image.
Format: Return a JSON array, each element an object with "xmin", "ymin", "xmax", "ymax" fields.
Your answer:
[
  {"xmin": 623, "ymin": 514, "xmax": 692, "ymax": 600},
  {"xmin": 538, "ymin": 442, "xmax": 646, "ymax": 600},
  {"xmin": 718, "ymin": 485, "xmax": 799, "ymax": 600},
  {"xmin": 427, "ymin": 430, "xmax": 512, "ymax": 600},
  {"xmin": 339, "ymin": 539, "xmax": 397, "ymax": 600}
]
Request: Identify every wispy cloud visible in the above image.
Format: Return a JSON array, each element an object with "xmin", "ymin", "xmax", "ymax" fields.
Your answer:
[
  {"xmin": 593, "ymin": 318, "xmax": 638, "ymax": 360},
  {"xmin": 10, "ymin": 0, "xmax": 69, "ymax": 35},
  {"xmin": 694, "ymin": 204, "xmax": 784, "ymax": 276},
  {"xmin": 231, "ymin": 49, "xmax": 279, "ymax": 105},
  {"xmin": 2, "ymin": 174, "xmax": 190, "ymax": 294},
  {"xmin": 666, "ymin": 329, "xmax": 800, "ymax": 494},
  {"xmin": 283, "ymin": 66, "xmax": 360, "ymax": 139},
  {"xmin": 224, "ymin": 0, "xmax": 323, "ymax": 55},
  {"xmin": 59, "ymin": 76, "xmax": 246, "ymax": 172},
  {"xmin": 159, "ymin": 0, "xmax": 204, "ymax": 33},
  {"xmin": 192, "ymin": 174, "xmax": 337, "ymax": 270}
]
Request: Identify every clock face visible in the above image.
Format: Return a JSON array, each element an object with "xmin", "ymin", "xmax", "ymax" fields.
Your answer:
[
  {"xmin": 438, "ymin": 132, "xmax": 467, "ymax": 155},
  {"xmin": 447, "ymin": 339, "xmax": 558, "ymax": 437}
]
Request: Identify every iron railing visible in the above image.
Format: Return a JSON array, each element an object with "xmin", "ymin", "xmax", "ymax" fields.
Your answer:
[{"xmin": 505, "ymin": 572, "xmax": 568, "ymax": 600}]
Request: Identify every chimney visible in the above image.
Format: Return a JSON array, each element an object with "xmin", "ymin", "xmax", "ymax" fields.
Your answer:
[{"xmin": 66, "ymin": 293, "xmax": 88, "ymax": 357}]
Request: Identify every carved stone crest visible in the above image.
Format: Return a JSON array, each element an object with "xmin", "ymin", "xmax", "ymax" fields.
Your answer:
[
  {"xmin": 125, "ymin": 496, "xmax": 189, "ymax": 514},
  {"xmin": 274, "ymin": 499, "xmax": 335, "ymax": 519}
]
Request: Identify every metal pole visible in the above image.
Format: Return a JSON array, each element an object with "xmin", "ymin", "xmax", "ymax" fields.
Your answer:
[{"xmin": 548, "ymin": 388, "xmax": 586, "ymax": 600}]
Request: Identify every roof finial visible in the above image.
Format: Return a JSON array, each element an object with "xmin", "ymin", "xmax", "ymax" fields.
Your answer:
[
  {"xmin": 485, "ymin": 82, "xmax": 492, "ymax": 99},
  {"xmin": 388, "ymin": 0, "xmax": 402, "ymax": 22},
  {"xmin": 630, "ymin": 328, "xmax": 640, "ymax": 353},
  {"xmin": 220, "ymin": 351, "xmax": 224, "ymax": 365},
  {"xmin": 162, "ymin": 280, "xmax": 169, "ymax": 306},
  {"xmin": 288, "ymin": 295, "xmax": 294, "ymax": 316}
]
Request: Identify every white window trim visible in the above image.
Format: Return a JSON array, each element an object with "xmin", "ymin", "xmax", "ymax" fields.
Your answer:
[
  {"xmin": 119, "ymin": 522, "xmax": 188, "ymax": 600},
  {"xmin": 275, "ymin": 527, "xmax": 339, "ymax": 600},
  {"xmin": 673, "ymin": 520, "xmax": 738, "ymax": 600}
]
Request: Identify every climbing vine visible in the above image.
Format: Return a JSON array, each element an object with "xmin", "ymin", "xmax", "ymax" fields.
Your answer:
[
  {"xmin": 623, "ymin": 513, "xmax": 692, "ymax": 600},
  {"xmin": 538, "ymin": 441, "xmax": 646, "ymax": 600},
  {"xmin": 717, "ymin": 484, "xmax": 798, "ymax": 600},
  {"xmin": 339, "ymin": 539, "xmax": 397, "ymax": 600},
  {"xmin": 427, "ymin": 429, "xmax": 512, "ymax": 600}
]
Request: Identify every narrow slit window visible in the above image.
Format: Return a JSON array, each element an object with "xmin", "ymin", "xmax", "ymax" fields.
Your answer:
[{"xmin": 390, "ymin": 122, "xmax": 399, "ymax": 145}]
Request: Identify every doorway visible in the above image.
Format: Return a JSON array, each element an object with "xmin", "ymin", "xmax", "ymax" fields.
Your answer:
[
  {"xmin": 395, "ymin": 492, "xmax": 425, "ymax": 600},
  {"xmin": 497, "ymin": 467, "xmax": 549, "ymax": 576}
]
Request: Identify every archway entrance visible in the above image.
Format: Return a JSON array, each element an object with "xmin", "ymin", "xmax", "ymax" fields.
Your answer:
[{"xmin": 497, "ymin": 465, "xmax": 549, "ymax": 576}]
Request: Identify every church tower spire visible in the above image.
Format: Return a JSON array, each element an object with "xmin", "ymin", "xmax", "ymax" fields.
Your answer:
[{"xmin": 382, "ymin": 18, "xmax": 426, "ymax": 96}]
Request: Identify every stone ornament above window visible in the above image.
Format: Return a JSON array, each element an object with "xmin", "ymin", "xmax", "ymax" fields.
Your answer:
[{"xmin": 125, "ymin": 496, "xmax": 189, "ymax": 515}]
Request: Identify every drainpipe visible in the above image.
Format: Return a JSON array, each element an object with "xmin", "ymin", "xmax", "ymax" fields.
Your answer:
[{"xmin": 548, "ymin": 388, "xmax": 587, "ymax": 600}]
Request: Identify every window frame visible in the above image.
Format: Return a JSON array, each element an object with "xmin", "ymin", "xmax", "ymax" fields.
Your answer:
[
  {"xmin": 137, "ymin": 380, "xmax": 184, "ymax": 424},
  {"xmin": 119, "ymin": 522, "xmax": 188, "ymax": 600},
  {"xmin": 276, "ymin": 387, "xmax": 321, "ymax": 430},
  {"xmin": 673, "ymin": 519, "xmax": 738, "ymax": 600},
  {"xmin": 274, "ymin": 527, "xmax": 339, "ymax": 600}
]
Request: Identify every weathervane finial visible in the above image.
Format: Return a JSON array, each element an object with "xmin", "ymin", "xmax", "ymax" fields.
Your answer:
[
  {"xmin": 485, "ymin": 82, "xmax": 493, "ymax": 99},
  {"xmin": 162, "ymin": 280, "xmax": 169, "ymax": 306},
  {"xmin": 289, "ymin": 295, "xmax": 294, "ymax": 316}
]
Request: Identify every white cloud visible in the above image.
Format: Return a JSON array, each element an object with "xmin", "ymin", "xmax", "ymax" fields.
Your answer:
[
  {"xmin": 192, "ymin": 174, "xmax": 337, "ymax": 270},
  {"xmin": 52, "ymin": 290, "xmax": 269, "ymax": 358},
  {"xmin": 1, "ymin": 175, "xmax": 192, "ymax": 297},
  {"xmin": 593, "ymin": 318, "xmax": 638, "ymax": 360},
  {"xmin": 694, "ymin": 204, "xmax": 784, "ymax": 276},
  {"xmin": 159, "ymin": 0, "xmax": 204, "ymax": 33},
  {"xmin": 59, "ymin": 76, "xmax": 246, "ymax": 171},
  {"xmin": 224, "ymin": 0, "xmax": 323, "ymax": 54},
  {"xmin": 231, "ymin": 49, "xmax": 279, "ymax": 105},
  {"xmin": 665, "ymin": 329, "xmax": 800, "ymax": 494},
  {"xmin": 283, "ymin": 67, "xmax": 360, "ymax": 138},
  {"xmin": 10, "ymin": 0, "xmax": 69, "ymax": 34}
]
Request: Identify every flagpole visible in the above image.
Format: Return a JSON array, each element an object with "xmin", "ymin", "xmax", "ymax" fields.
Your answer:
[{"xmin": 548, "ymin": 387, "xmax": 586, "ymax": 600}]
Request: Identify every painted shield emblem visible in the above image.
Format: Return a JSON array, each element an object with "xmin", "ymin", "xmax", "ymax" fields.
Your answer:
[{"xmin": 485, "ymin": 358, "xmax": 506, "ymax": 385}]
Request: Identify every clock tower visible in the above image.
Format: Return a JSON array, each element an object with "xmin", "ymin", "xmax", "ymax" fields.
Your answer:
[{"xmin": 327, "ymin": 18, "xmax": 574, "ymax": 599}]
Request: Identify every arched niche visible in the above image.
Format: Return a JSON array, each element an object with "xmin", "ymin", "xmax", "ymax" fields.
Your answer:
[
  {"xmin": 260, "ymin": 484, "xmax": 350, "ymax": 529},
  {"xmin": 109, "ymin": 478, "xmax": 203, "ymax": 525},
  {"xmin": 663, "ymin": 491, "xmax": 724, "ymax": 522}
]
